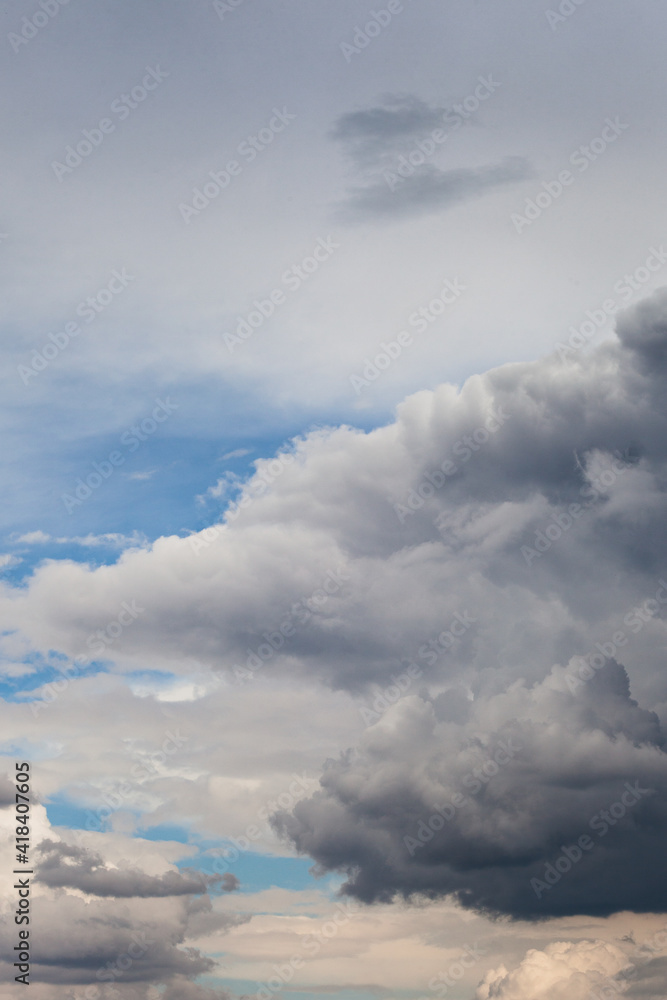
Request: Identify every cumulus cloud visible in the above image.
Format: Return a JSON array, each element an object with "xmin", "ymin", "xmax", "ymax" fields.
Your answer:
[
  {"xmin": 0, "ymin": 889, "xmax": 244, "ymax": 987},
  {"xmin": 3, "ymin": 289, "xmax": 667, "ymax": 925},
  {"xmin": 272, "ymin": 662, "xmax": 667, "ymax": 918},
  {"xmin": 475, "ymin": 933, "xmax": 667, "ymax": 1000},
  {"xmin": 476, "ymin": 939, "xmax": 632, "ymax": 1000},
  {"xmin": 0, "ymin": 797, "xmax": 245, "ymax": 995}
]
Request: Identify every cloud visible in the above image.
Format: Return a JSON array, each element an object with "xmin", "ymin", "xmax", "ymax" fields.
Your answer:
[
  {"xmin": 331, "ymin": 93, "xmax": 532, "ymax": 220},
  {"xmin": 3, "ymin": 289, "xmax": 667, "ymax": 924},
  {"xmin": 339, "ymin": 157, "xmax": 533, "ymax": 221},
  {"xmin": 126, "ymin": 470, "xmax": 158, "ymax": 482},
  {"xmin": 15, "ymin": 530, "xmax": 51, "ymax": 544},
  {"xmin": 615, "ymin": 290, "xmax": 667, "ymax": 371},
  {"xmin": 0, "ymin": 773, "xmax": 15, "ymax": 807},
  {"xmin": 0, "ymin": 802, "xmax": 246, "ymax": 994},
  {"xmin": 476, "ymin": 935, "xmax": 667, "ymax": 1000},
  {"xmin": 476, "ymin": 939, "xmax": 632, "ymax": 1000},
  {"xmin": 331, "ymin": 94, "xmax": 454, "ymax": 163},
  {"xmin": 14, "ymin": 530, "xmax": 147, "ymax": 548},
  {"xmin": 36, "ymin": 839, "xmax": 238, "ymax": 897},
  {"xmin": 161, "ymin": 980, "xmax": 233, "ymax": 1000},
  {"xmin": 273, "ymin": 662, "xmax": 667, "ymax": 918},
  {"xmin": 0, "ymin": 892, "xmax": 219, "ymax": 986}
]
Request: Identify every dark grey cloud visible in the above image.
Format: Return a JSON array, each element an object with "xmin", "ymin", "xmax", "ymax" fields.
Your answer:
[
  {"xmin": 273, "ymin": 661, "xmax": 667, "ymax": 919},
  {"xmin": 0, "ymin": 891, "xmax": 241, "ymax": 986},
  {"xmin": 616, "ymin": 289, "xmax": 667, "ymax": 372},
  {"xmin": 331, "ymin": 95, "xmax": 452, "ymax": 162},
  {"xmin": 624, "ymin": 956, "xmax": 667, "ymax": 999},
  {"xmin": 339, "ymin": 157, "xmax": 532, "ymax": 221},
  {"xmin": 36, "ymin": 840, "xmax": 237, "ymax": 897},
  {"xmin": 247, "ymin": 294, "xmax": 667, "ymax": 921},
  {"xmin": 0, "ymin": 773, "xmax": 15, "ymax": 806}
]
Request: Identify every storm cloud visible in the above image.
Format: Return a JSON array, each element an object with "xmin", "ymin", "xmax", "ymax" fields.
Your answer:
[{"xmin": 272, "ymin": 661, "xmax": 667, "ymax": 918}]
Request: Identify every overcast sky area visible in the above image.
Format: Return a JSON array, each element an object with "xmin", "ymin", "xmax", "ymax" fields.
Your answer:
[{"xmin": 2, "ymin": 1, "xmax": 667, "ymax": 998}]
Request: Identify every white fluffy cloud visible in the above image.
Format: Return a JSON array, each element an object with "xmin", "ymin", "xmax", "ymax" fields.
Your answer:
[{"xmin": 476, "ymin": 939, "xmax": 632, "ymax": 1000}]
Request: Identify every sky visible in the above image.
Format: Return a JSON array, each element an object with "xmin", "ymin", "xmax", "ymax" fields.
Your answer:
[{"xmin": 2, "ymin": 0, "xmax": 667, "ymax": 997}]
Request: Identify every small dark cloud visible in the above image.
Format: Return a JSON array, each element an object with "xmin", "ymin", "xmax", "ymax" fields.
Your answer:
[
  {"xmin": 36, "ymin": 840, "xmax": 236, "ymax": 897},
  {"xmin": 339, "ymin": 157, "xmax": 533, "ymax": 221},
  {"xmin": 331, "ymin": 93, "xmax": 532, "ymax": 221},
  {"xmin": 331, "ymin": 94, "xmax": 450, "ymax": 163}
]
